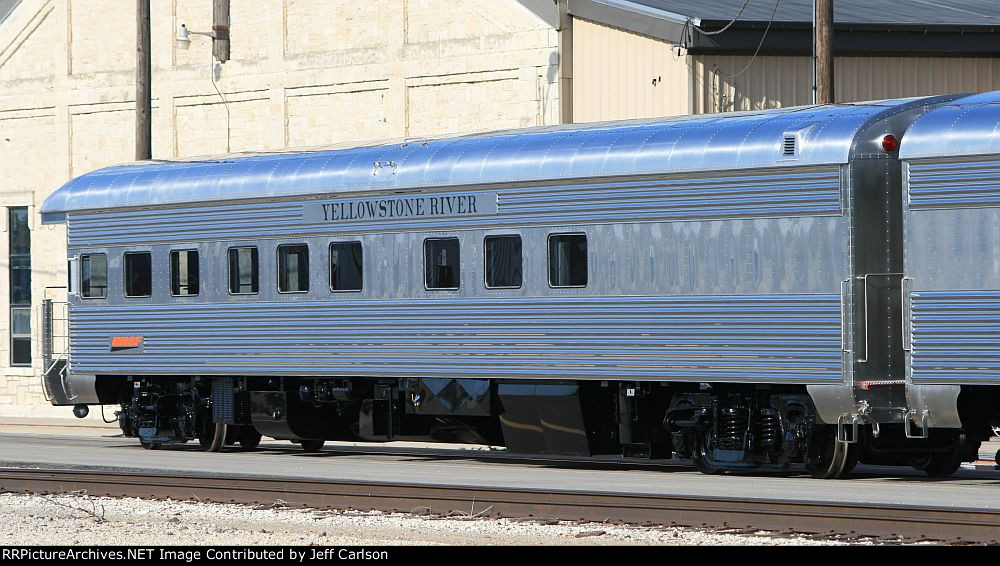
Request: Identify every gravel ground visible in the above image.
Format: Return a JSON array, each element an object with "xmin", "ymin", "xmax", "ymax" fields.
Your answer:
[{"xmin": 0, "ymin": 492, "xmax": 876, "ymax": 546}]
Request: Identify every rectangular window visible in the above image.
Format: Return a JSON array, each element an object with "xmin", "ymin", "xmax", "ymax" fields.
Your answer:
[
  {"xmin": 80, "ymin": 254, "xmax": 107, "ymax": 299},
  {"xmin": 485, "ymin": 235, "xmax": 522, "ymax": 289},
  {"xmin": 278, "ymin": 244, "xmax": 310, "ymax": 293},
  {"xmin": 170, "ymin": 250, "xmax": 200, "ymax": 296},
  {"xmin": 424, "ymin": 238, "xmax": 460, "ymax": 290},
  {"xmin": 548, "ymin": 233, "xmax": 588, "ymax": 287},
  {"xmin": 330, "ymin": 242, "xmax": 363, "ymax": 292},
  {"xmin": 228, "ymin": 246, "xmax": 259, "ymax": 295},
  {"xmin": 124, "ymin": 252, "xmax": 152, "ymax": 298},
  {"xmin": 9, "ymin": 207, "xmax": 30, "ymax": 366}
]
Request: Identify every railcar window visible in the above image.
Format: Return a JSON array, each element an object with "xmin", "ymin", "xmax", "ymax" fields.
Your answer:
[
  {"xmin": 548, "ymin": 234, "xmax": 588, "ymax": 287},
  {"xmin": 278, "ymin": 244, "xmax": 310, "ymax": 293},
  {"xmin": 330, "ymin": 242, "xmax": 363, "ymax": 292},
  {"xmin": 80, "ymin": 254, "xmax": 107, "ymax": 299},
  {"xmin": 170, "ymin": 250, "xmax": 200, "ymax": 296},
  {"xmin": 228, "ymin": 247, "xmax": 259, "ymax": 295},
  {"xmin": 424, "ymin": 238, "xmax": 460, "ymax": 290},
  {"xmin": 124, "ymin": 252, "xmax": 152, "ymax": 298},
  {"xmin": 485, "ymin": 235, "xmax": 522, "ymax": 289}
]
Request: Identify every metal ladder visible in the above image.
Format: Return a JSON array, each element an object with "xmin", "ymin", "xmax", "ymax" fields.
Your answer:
[{"xmin": 40, "ymin": 287, "xmax": 69, "ymax": 403}]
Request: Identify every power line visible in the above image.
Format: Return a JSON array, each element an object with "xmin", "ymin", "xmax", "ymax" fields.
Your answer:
[
  {"xmin": 694, "ymin": 0, "xmax": 752, "ymax": 35},
  {"xmin": 712, "ymin": 0, "xmax": 781, "ymax": 79}
]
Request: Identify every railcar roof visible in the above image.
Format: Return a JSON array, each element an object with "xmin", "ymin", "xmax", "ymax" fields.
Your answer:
[
  {"xmin": 899, "ymin": 91, "xmax": 1000, "ymax": 161},
  {"xmin": 42, "ymin": 98, "xmax": 926, "ymax": 218}
]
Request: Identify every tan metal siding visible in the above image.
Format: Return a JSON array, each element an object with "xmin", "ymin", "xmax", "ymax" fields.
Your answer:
[
  {"xmin": 572, "ymin": 18, "xmax": 689, "ymax": 123},
  {"xmin": 572, "ymin": 20, "xmax": 1000, "ymax": 119},
  {"xmin": 694, "ymin": 55, "xmax": 1000, "ymax": 114}
]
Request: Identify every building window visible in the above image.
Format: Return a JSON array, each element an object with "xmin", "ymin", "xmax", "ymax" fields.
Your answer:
[
  {"xmin": 228, "ymin": 246, "xmax": 259, "ymax": 295},
  {"xmin": 424, "ymin": 238, "xmax": 460, "ymax": 290},
  {"xmin": 124, "ymin": 252, "xmax": 152, "ymax": 298},
  {"xmin": 485, "ymin": 235, "xmax": 522, "ymax": 289},
  {"xmin": 548, "ymin": 233, "xmax": 588, "ymax": 288},
  {"xmin": 278, "ymin": 244, "xmax": 309, "ymax": 293},
  {"xmin": 9, "ymin": 207, "xmax": 30, "ymax": 366},
  {"xmin": 80, "ymin": 254, "xmax": 107, "ymax": 299},
  {"xmin": 170, "ymin": 250, "xmax": 199, "ymax": 296},
  {"xmin": 330, "ymin": 242, "xmax": 363, "ymax": 292}
]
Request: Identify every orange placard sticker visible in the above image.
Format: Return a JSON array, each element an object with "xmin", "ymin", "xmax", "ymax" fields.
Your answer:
[{"xmin": 110, "ymin": 335, "xmax": 144, "ymax": 351}]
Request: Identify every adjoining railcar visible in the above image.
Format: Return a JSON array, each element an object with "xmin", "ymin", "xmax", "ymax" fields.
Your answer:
[
  {"xmin": 40, "ymin": 94, "xmax": 992, "ymax": 477},
  {"xmin": 897, "ymin": 92, "xmax": 1000, "ymax": 475}
]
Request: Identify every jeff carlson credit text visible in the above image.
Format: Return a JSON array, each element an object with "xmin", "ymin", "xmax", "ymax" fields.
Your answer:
[{"xmin": 2, "ymin": 548, "xmax": 390, "ymax": 561}]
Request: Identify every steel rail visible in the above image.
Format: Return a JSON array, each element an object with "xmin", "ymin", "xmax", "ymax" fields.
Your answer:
[{"xmin": 0, "ymin": 468, "xmax": 997, "ymax": 544}]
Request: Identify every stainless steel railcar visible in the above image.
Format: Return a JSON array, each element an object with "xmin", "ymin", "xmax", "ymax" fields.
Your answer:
[{"xmin": 39, "ymin": 93, "xmax": 999, "ymax": 477}]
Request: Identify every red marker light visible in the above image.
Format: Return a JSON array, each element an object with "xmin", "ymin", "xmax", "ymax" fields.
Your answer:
[{"xmin": 881, "ymin": 134, "xmax": 900, "ymax": 153}]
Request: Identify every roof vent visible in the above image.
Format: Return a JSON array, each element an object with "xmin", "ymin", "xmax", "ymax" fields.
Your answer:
[{"xmin": 782, "ymin": 134, "xmax": 798, "ymax": 157}]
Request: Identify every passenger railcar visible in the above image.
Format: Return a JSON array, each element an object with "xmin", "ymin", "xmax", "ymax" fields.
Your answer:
[{"xmin": 39, "ymin": 93, "xmax": 1000, "ymax": 478}]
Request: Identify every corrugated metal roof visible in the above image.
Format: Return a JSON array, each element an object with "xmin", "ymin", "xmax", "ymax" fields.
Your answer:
[
  {"xmin": 0, "ymin": 0, "xmax": 20, "ymax": 24},
  {"xmin": 42, "ymin": 97, "xmax": 942, "ymax": 217},
  {"xmin": 632, "ymin": 0, "xmax": 1000, "ymax": 27}
]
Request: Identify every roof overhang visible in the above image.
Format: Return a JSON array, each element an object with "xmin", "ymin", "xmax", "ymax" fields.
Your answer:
[{"xmin": 551, "ymin": 0, "xmax": 1000, "ymax": 56}]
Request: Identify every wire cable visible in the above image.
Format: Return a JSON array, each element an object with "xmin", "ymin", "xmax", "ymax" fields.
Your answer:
[
  {"xmin": 713, "ymin": 0, "xmax": 781, "ymax": 79},
  {"xmin": 694, "ymin": 0, "xmax": 752, "ymax": 35}
]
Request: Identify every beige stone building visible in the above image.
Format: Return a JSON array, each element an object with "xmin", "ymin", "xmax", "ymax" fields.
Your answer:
[{"xmin": 2, "ymin": 0, "xmax": 999, "ymax": 416}]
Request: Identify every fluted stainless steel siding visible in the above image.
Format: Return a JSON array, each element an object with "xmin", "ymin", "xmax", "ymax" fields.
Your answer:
[
  {"xmin": 904, "ymin": 153, "xmax": 1000, "ymax": 384},
  {"xmin": 910, "ymin": 292, "xmax": 1000, "ymax": 384},
  {"xmin": 67, "ymin": 295, "xmax": 843, "ymax": 382},
  {"xmin": 66, "ymin": 167, "xmax": 842, "ymax": 247},
  {"xmin": 908, "ymin": 158, "xmax": 1000, "ymax": 209}
]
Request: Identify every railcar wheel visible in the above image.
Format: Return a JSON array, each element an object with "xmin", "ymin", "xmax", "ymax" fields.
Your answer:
[
  {"xmin": 238, "ymin": 427, "xmax": 262, "ymax": 451},
  {"xmin": 806, "ymin": 426, "xmax": 858, "ymax": 479},
  {"xmin": 299, "ymin": 439, "xmax": 325, "ymax": 453},
  {"xmin": 198, "ymin": 422, "xmax": 228, "ymax": 452},
  {"xmin": 910, "ymin": 434, "xmax": 965, "ymax": 477},
  {"xmin": 692, "ymin": 433, "xmax": 724, "ymax": 475}
]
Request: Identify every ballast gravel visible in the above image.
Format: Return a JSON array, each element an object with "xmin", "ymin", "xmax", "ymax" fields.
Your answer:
[{"xmin": 0, "ymin": 492, "xmax": 880, "ymax": 546}]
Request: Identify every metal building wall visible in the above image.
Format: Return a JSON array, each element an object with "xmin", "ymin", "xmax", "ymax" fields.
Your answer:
[
  {"xmin": 692, "ymin": 55, "xmax": 1000, "ymax": 114},
  {"xmin": 571, "ymin": 18, "xmax": 690, "ymax": 122},
  {"xmin": 572, "ymin": 18, "xmax": 1000, "ymax": 121}
]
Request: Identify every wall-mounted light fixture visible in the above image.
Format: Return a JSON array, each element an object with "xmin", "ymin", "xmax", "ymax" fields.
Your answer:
[{"xmin": 175, "ymin": 23, "xmax": 215, "ymax": 51}]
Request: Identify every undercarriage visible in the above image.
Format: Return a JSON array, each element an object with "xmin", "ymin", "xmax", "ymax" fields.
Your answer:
[{"xmin": 107, "ymin": 376, "xmax": 994, "ymax": 478}]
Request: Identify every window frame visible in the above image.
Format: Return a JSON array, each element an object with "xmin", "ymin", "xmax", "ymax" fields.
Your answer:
[
  {"xmin": 483, "ymin": 234, "xmax": 523, "ymax": 290},
  {"xmin": 423, "ymin": 237, "xmax": 461, "ymax": 291},
  {"xmin": 227, "ymin": 246, "xmax": 260, "ymax": 296},
  {"xmin": 9, "ymin": 207, "xmax": 31, "ymax": 366},
  {"xmin": 276, "ymin": 243, "xmax": 310, "ymax": 294},
  {"xmin": 79, "ymin": 253, "xmax": 108, "ymax": 300},
  {"xmin": 169, "ymin": 249, "xmax": 200, "ymax": 297},
  {"xmin": 329, "ymin": 241, "xmax": 364, "ymax": 293},
  {"xmin": 547, "ymin": 232, "xmax": 589, "ymax": 289},
  {"xmin": 123, "ymin": 251, "xmax": 154, "ymax": 298}
]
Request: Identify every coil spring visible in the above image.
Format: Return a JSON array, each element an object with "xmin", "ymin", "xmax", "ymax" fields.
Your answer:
[
  {"xmin": 717, "ymin": 408, "xmax": 749, "ymax": 450},
  {"xmin": 758, "ymin": 411, "xmax": 781, "ymax": 449}
]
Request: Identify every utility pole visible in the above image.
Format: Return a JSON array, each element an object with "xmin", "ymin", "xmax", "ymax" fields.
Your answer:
[
  {"xmin": 815, "ymin": 0, "xmax": 834, "ymax": 104},
  {"xmin": 213, "ymin": 0, "xmax": 231, "ymax": 63},
  {"xmin": 135, "ymin": 0, "xmax": 151, "ymax": 161}
]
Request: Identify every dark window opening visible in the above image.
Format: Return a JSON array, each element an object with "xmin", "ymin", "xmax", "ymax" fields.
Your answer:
[
  {"xmin": 9, "ymin": 207, "xmax": 30, "ymax": 366},
  {"xmin": 278, "ymin": 244, "xmax": 310, "ymax": 293},
  {"xmin": 228, "ymin": 247, "xmax": 259, "ymax": 295},
  {"xmin": 124, "ymin": 252, "xmax": 152, "ymax": 298},
  {"xmin": 424, "ymin": 238, "xmax": 460, "ymax": 290},
  {"xmin": 485, "ymin": 235, "xmax": 522, "ymax": 289},
  {"xmin": 548, "ymin": 233, "xmax": 588, "ymax": 287},
  {"xmin": 170, "ymin": 250, "xmax": 200, "ymax": 296},
  {"xmin": 330, "ymin": 242, "xmax": 363, "ymax": 292},
  {"xmin": 80, "ymin": 254, "xmax": 107, "ymax": 299}
]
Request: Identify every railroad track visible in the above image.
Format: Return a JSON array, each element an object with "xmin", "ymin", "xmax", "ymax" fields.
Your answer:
[{"xmin": 1, "ymin": 467, "xmax": 997, "ymax": 544}]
